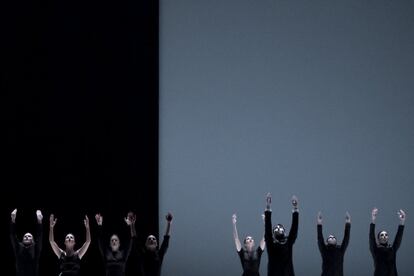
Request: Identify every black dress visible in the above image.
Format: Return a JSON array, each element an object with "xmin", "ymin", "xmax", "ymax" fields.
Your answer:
[
  {"xmin": 10, "ymin": 222, "xmax": 43, "ymax": 276},
  {"xmin": 139, "ymin": 235, "xmax": 169, "ymax": 276},
  {"xmin": 238, "ymin": 247, "xmax": 264, "ymax": 276},
  {"xmin": 370, "ymin": 223, "xmax": 404, "ymax": 276},
  {"xmin": 317, "ymin": 223, "xmax": 350, "ymax": 276},
  {"xmin": 264, "ymin": 210, "xmax": 298, "ymax": 276},
  {"xmin": 59, "ymin": 253, "xmax": 81, "ymax": 276},
  {"xmin": 97, "ymin": 226, "xmax": 135, "ymax": 276}
]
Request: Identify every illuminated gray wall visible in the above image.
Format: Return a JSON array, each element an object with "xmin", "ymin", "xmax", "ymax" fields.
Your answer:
[{"xmin": 159, "ymin": 1, "xmax": 414, "ymax": 275}]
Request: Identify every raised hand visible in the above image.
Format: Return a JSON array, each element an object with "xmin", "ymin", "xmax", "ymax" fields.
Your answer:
[
  {"xmin": 345, "ymin": 212, "xmax": 351, "ymax": 223},
  {"xmin": 292, "ymin": 195, "xmax": 298, "ymax": 209},
  {"xmin": 125, "ymin": 212, "xmax": 136, "ymax": 225},
  {"xmin": 11, "ymin": 209, "xmax": 17, "ymax": 223},
  {"xmin": 84, "ymin": 215, "xmax": 90, "ymax": 229},
  {"xmin": 166, "ymin": 212, "xmax": 173, "ymax": 222},
  {"xmin": 266, "ymin": 193, "xmax": 272, "ymax": 209},
  {"xmin": 50, "ymin": 214, "xmax": 57, "ymax": 228},
  {"xmin": 317, "ymin": 211, "xmax": 322, "ymax": 225},
  {"xmin": 371, "ymin": 208, "xmax": 378, "ymax": 223},
  {"xmin": 36, "ymin": 210, "xmax": 43, "ymax": 223},
  {"xmin": 398, "ymin": 209, "xmax": 406, "ymax": 224},
  {"xmin": 232, "ymin": 214, "xmax": 237, "ymax": 225}
]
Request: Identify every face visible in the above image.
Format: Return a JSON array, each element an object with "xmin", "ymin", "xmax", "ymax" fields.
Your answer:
[
  {"xmin": 110, "ymin": 235, "xmax": 120, "ymax": 252},
  {"xmin": 64, "ymin": 234, "xmax": 75, "ymax": 248},
  {"xmin": 145, "ymin": 235, "xmax": 157, "ymax": 251},
  {"xmin": 378, "ymin": 231, "xmax": 389, "ymax": 245},
  {"xmin": 22, "ymin": 233, "xmax": 33, "ymax": 246},
  {"xmin": 327, "ymin": 235, "xmax": 337, "ymax": 246},
  {"xmin": 273, "ymin": 224, "xmax": 285, "ymax": 239},
  {"xmin": 244, "ymin": 236, "xmax": 255, "ymax": 250}
]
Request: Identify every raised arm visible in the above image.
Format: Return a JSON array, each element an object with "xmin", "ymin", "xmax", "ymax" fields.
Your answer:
[
  {"xmin": 264, "ymin": 193, "xmax": 273, "ymax": 246},
  {"xmin": 49, "ymin": 214, "xmax": 64, "ymax": 258},
  {"xmin": 232, "ymin": 214, "xmax": 242, "ymax": 252},
  {"xmin": 369, "ymin": 208, "xmax": 378, "ymax": 255},
  {"xmin": 341, "ymin": 212, "xmax": 351, "ymax": 253},
  {"xmin": 159, "ymin": 213, "xmax": 173, "ymax": 257},
  {"xmin": 288, "ymin": 195, "xmax": 299, "ymax": 244},
  {"xmin": 76, "ymin": 215, "xmax": 91, "ymax": 259},
  {"xmin": 393, "ymin": 209, "xmax": 405, "ymax": 251},
  {"xmin": 10, "ymin": 209, "xmax": 19, "ymax": 254},
  {"xmin": 317, "ymin": 211, "xmax": 325, "ymax": 253},
  {"xmin": 124, "ymin": 212, "xmax": 136, "ymax": 261},
  {"xmin": 35, "ymin": 210, "xmax": 43, "ymax": 256},
  {"xmin": 259, "ymin": 214, "xmax": 265, "ymax": 250},
  {"xmin": 95, "ymin": 213, "xmax": 105, "ymax": 258}
]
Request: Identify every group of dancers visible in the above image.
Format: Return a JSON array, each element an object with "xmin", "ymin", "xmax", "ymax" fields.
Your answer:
[
  {"xmin": 232, "ymin": 193, "xmax": 406, "ymax": 276},
  {"xmin": 10, "ymin": 193, "xmax": 406, "ymax": 276},
  {"xmin": 10, "ymin": 209, "xmax": 172, "ymax": 276}
]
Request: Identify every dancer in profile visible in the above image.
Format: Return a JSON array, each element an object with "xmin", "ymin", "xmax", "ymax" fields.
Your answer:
[
  {"xmin": 138, "ymin": 212, "xmax": 173, "ymax": 276},
  {"xmin": 317, "ymin": 211, "xmax": 351, "ymax": 276},
  {"xmin": 370, "ymin": 208, "xmax": 406, "ymax": 276},
  {"xmin": 95, "ymin": 212, "xmax": 136, "ymax": 276},
  {"xmin": 232, "ymin": 213, "xmax": 265, "ymax": 276},
  {"xmin": 49, "ymin": 214, "xmax": 91, "ymax": 276},
  {"xmin": 264, "ymin": 193, "xmax": 299, "ymax": 276},
  {"xmin": 10, "ymin": 209, "xmax": 43, "ymax": 276}
]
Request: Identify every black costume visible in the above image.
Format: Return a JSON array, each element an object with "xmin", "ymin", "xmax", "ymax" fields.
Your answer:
[
  {"xmin": 139, "ymin": 235, "xmax": 169, "ymax": 276},
  {"xmin": 97, "ymin": 226, "xmax": 135, "ymax": 276},
  {"xmin": 238, "ymin": 247, "xmax": 264, "ymax": 276},
  {"xmin": 10, "ymin": 222, "xmax": 43, "ymax": 276},
  {"xmin": 59, "ymin": 253, "xmax": 81, "ymax": 276},
  {"xmin": 369, "ymin": 223, "xmax": 404, "ymax": 276},
  {"xmin": 317, "ymin": 223, "xmax": 350, "ymax": 276},
  {"xmin": 264, "ymin": 210, "xmax": 298, "ymax": 276}
]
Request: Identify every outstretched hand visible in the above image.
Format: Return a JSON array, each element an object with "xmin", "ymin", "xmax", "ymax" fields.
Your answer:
[
  {"xmin": 36, "ymin": 210, "xmax": 43, "ymax": 223},
  {"xmin": 11, "ymin": 209, "xmax": 17, "ymax": 223},
  {"xmin": 232, "ymin": 214, "xmax": 237, "ymax": 224},
  {"xmin": 166, "ymin": 212, "xmax": 173, "ymax": 222},
  {"xmin": 125, "ymin": 212, "xmax": 136, "ymax": 226},
  {"xmin": 50, "ymin": 214, "xmax": 57, "ymax": 228},
  {"xmin": 317, "ymin": 211, "xmax": 322, "ymax": 225},
  {"xmin": 345, "ymin": 212, "xmax": 351, "ymax": 223},
  {"xmin": 398, "ymin": 209, "xmax": 406, "ymax": 223},
  {"xmin": 266, "ymin": 193, "xmax": 272, "ymax": 209},
  {"xmin": 371, "ymin": 208, "xmax": 378, "ymax": 222},
  {"xmin": 84, "ymin": 215, "xmax": 90, "ymax": 229},
  {"xmin": 292, "ymin": 195, "xmax": 298, "ymax": 209}
]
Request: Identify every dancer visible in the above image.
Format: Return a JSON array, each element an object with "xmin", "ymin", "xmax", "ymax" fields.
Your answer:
[
  {"xmin": 138, "ymin": 212, "xmax": 173, "ymax": 276},
  {"xmin": 10, "ymin": 209, "xmax": 43, "ymax": 276},
  {"xmin": 232, "ymin": 213, "xmax": 265, "ymax": 276},
  {"xmin": 317, "ymin": 211, "xmax": 351, "ymax": 276},
  {"xmin": 264, "ymin": 193, "xmax": 298, "ymax": 276},
  {"xmin": 49, "ymin": 214, "xmax": 91, "ymax": 276},
  {"xmin": 370, "ymin": 208, "xmax": 405, "ymax": 276},
  {"xmin": 95, "ymin": 212, "xmax": 136, "ymax": 276}
]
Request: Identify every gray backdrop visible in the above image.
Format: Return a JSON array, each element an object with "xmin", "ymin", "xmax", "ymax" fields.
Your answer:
[{"xmin": 159, "ymin": 1, "xmax": 414, "ymax": 275}]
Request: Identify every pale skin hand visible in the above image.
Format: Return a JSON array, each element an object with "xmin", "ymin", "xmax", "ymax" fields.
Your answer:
[
  {"xmin": 292, "ymin": 195, "xmax": 298, "ymax": 212},
  {"xmin": 345, "ymin": 212, "xmax": 351, "ymax": 224},
  {"xmin": 125, "ymin": 212, "xmax": 136, "ymax": 237},
  {"xmin": 317, "ymin": 211, "xmax": 322, "ymax": 225},
  {"xmin": 232, "ymin": 214, "xmax": 242, "ymax": 252},
  {"xmin": 398, "ymin": 209, "xmax": 406, "ymax": 225},
  {"xmin": 11, "ymin": 209, "xmax": 17, "ymax": 223},
  {"xmin": 260, "ymin": 214, "xmax": 265, "ymax": 250},
  {"xmin": 372, "ymin": 208, "xmax": 378, "ymax": 224},
  {"xmin": 266, "ymin": 193, "xmax": 272, "ymax": 211},
  {"xmin": 49, "ymin": 214, "xmax": 64, "ymax": 258},
  {"xmin": 36, "ymin": 210, "xmax": 43, "ymax": 224}
]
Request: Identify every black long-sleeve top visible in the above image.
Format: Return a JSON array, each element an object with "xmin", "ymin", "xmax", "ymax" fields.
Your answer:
[
  {"xmin": 369, "ymin": 223, "xmax": 404, "ymax": 276},
  {"xmin": 10, "ymin": 222, "xmax": 43, "ymax": 276},
  {"xmin": 97, "ymin": 226, "xmax": 135, "ymax": 276},
  {"xmin": 139, "ymin": 235, "xmax": 170, "ymax": 276},
  {"xmin": 264, "ymin": 210, "xmax": 298, "ymax": 276},
  {"xmin": 238, "ymin": 247, "xmax": 264, "ymax": 276},
  {"xmin": 317, "ymin": 223, "xmax": 350, "ymax": 276}
]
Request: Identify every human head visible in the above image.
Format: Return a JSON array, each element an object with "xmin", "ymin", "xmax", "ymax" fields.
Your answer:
[
  {"xmin": 145, "ymin": 235, "xmax": 157, "ymax": 251},
  {"xmin": 326, "ymin": 235, "xmax": 337, "ymax": 246},
  {"xmin": 64, "ymin": 233, "xmax": 75, "ymax": 249},
  {"xmin": 22, "ymin": 232, "xmax": 33, "ymax": 246},
  {"xmin": 273, "ymin": 224, "xmax": 286, "ymax": 240},
  {"xmin": 378, "ymin": 231, "xmax": 389, "ymax": 245},
  {"xmin": 243, "ymin": 236, "xmax": 255, "ymax": 251},
  {"xmin": 110, "ymin": 234, "xmax": 120, "ymax": 252}
]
